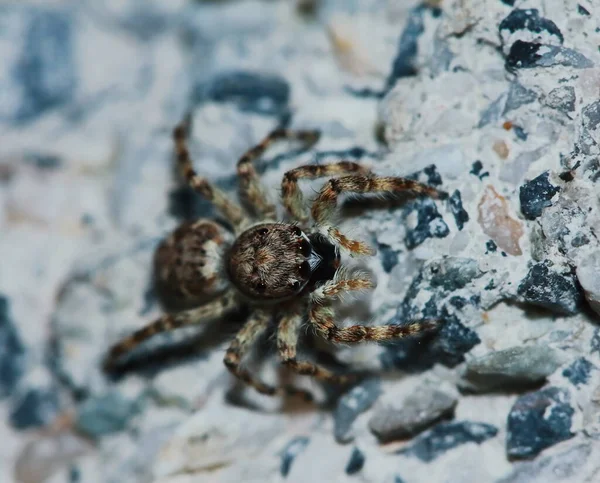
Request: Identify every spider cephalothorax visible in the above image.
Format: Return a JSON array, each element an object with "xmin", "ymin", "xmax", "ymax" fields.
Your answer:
[{"xmin": 103, "ymin": 114, "xmax": 447, "ymax": 399}]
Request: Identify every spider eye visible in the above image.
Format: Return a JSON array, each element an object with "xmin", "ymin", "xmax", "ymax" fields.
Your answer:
[
  {"xmin": 299, "ymin": 238, "xmax": 312, "ymax": 256},
  {"xmin": 256, "ymin": 282, "xmax": 266, "ymax": 293},
  {"xmin": 298, "ymin": 261, "xmax": 311, "ymax": 278},
  {"xmin": 290, "ymin": 280, "xmax": 301, "ymax": 291},
  {"xmin": 292, "ymin": 226, "xmax": 302, "ymax": 237},
  {"xmin": 258, "ymin": 228, "xmax": 268, "ymax": 236}
]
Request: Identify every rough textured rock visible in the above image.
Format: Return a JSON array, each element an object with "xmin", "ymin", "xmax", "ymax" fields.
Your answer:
[
  {"xmin": 333, "ymin": 378, "xmax": 381, "ymax": 443},
  {"xmin": 398, "ymin": 421, "xmax": 498, "ymax": 462},
  {"xmin": 3, "ymin": 1, "xmax": 600, "ymax": 482},
  {"xmin": 507, "ymin": 387, "xmax": 575, "ymax": 460},
  {"xmin": 461, "ymin": 345, "xmax": 566, "ymax": 392},
  {"xmin": 369, "ymin": 381, "xmax": 458, "ymax": 442}
]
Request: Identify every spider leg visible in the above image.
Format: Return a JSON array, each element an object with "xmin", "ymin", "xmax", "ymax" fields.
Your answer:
[
  {"xmin": 238, "ymin": 127, "xmax": 321, "ymax": 220},
  {"xmin": 311, "ymin": 175, "xmax": 448, "ymax": 256},
  {"xmin": 223, "ymin": 310, "xmax": 312, "ymax": 400},
  {"xmin": 309, "ymin": 304, "xmax": 439, "ymax": 344},
  {"xmin": 173, "ymin": 115, "xmax": 247, "ymax": 230},
  {"xmin": 310, "ymin": 274, "xmax": 374, "ymax": 304},
  {"xmin": 103, "ymin": 291, "xmax": 238, "ymax": 372},
  {"xmin": 281, "ymin": 161, "xmax": 369, "ymax": 222},
  {"xmin": 277, "ymin": 310, "xmax": 352, "ymax": 385}
]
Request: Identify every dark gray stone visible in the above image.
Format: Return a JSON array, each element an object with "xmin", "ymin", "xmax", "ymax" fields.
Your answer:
[
  {"xmin": 334, "ymin": 378, "xmax": 382, "ymax": 443},
  {"xmin": 582, "ymin": 100, "xmax": 600, "ymax": 133},
  {"xmin": 398, "ymin": 421, "xmax": 498, "ymax": 462},
  {"xmin": 545, "ymin": 86, "xmax": 576, "ymax": 113},
  {"xmin": 280, "ymin": 436, "xmax": 310, "ymax": 477},
  {"xmin": 463, "ymin": 345, "xmax": 565, "ymax": 392},
  {"xmin": 10, "ymin": 387, "xmax": 59, "ymax": 430},
  {"xmin": 378, "ymin": 245, "xmax": 399, "ymax": 274},
  {"xmin": 506, "ymin": 41, "xmax": 593, "ymax": 71},
  {"xmin": 499, "ymin": 442, "xmax": 591, "ymax": 483},
  {"xmin": 75, "ymin": 391, "xmax": 138, "ymax": 438},
  {"xmin": 194, "ymin": 70, "xmax": 290, "ymax": 116},
  {"xmin": 386, "ymin": 4, "xmax": 439, "ymax": 89},
  {"xmin": 0, "ymin": 295, "xmax": 26, "ymax": 399},
  {"xmin": 499, "ymin": 9, "xmax": 564, "ymax": 44},
  {"xmin": 369, "ymin": 382, "xmax": 457, "ymax": 442},
  {"xmin": 507, "ymin": 387, "xmax": 575, "ymax": 459},
  {"xmin": 562, "ymin": 357, "xmax": 595, "ymax": 387},
  {"xmin": 345, "ymin": 447, "xmax": 365, "ymax": 475},
  {"xmin": 424, "ymin": 257, "xmax": 483, "ymax": 292},
  {"xmin": 404, "ymin": 198, "xmax": 450, "ymax": 248},
  {"xmin": 519, "ymin": 171, "xmax": 560, "ymax": 220},
  {"xmin": 517, "ymin": 261, "xmax": 583, "ymax": 315},
  {"xmin": 448, "ymin": 190, "xmax": 469, "ymax": 230},
  {"xmin": 11, "ymin": 8, "xmax": 76, "ymax": 123},
  {"xmin": 504, "ymin": 82, "xmax": 537, "ymax": 114},
  {"xmin": 591, "ymin": 328, "xmax": 600, "ymax": 355}
]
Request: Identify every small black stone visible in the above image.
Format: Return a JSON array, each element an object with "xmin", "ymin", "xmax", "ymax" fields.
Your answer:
[
  {"xmin": 578, "ymin": 4, "xmax": 591, "ymax": 16},
  {"xmin": 0, "ymin": 295, "xmax": 26, "ymax": 399},
  {"xmin": 378, "ymin": 244, "xmax": 399, "ymax": 274},
  {"xmin": 394, "ymin": 477, "xmax": 407, "ymax": 483},
  {"xmin": 449, "ymin": 296, "xmax": 468, "ymax": 309},
  {"xmin": 506, "ymin": 40, "xmax": 542, "ymax": 70},
  {"xmin": 517, "ymin": 261, "xmax": 583, "ymax": 315},
  {"xmin": 404, "ymin": 198, "xmax": 450, "ymax": 249},
  {"xmin": 423, "ymin": 164, "xmax": 443, "ymax": 187},
  {"xmin": 499, "ymin": 9, "xmax": 564, "ymax": 44},
  {"xmin": 399, "ymin": 421, "xmax": 498, "ymax": 462},
  {"xmin": 195, "ymin": 70, "xmax": 290, "ymax": 116},
  {"xmin": 280, "ymin": 437, "xmax": 310, "ymax": 477},
  {"xmin": 486, "ymin": 240, "xmax": 497, "ymax": 253},
  {"xmin": 470, "ymin": 160, "xmax": 489, "ymax": 179},
  {"xmin": 10, "ymin": 387, "xmax": 59, "ymax": 430},
  {"xmin": 334, "ymin": 378, "xmax": 382, "ymax": 443},
  {"xmin": 519, "ymin": 171, "xmax": 560, "ymax": 220},
  {"xmin": 562, "ymin": 357, "xmax": 595, "ymax": 386},
  {"xmin": 501, "ymin": 0, "xmax": 516, "ymax": 5},
  {"xmin": 507, "ymin": 387, "xmax": 574, "ymax": 459},
  {"xmin": 448, "ymin": 190, "xmax": 469, "ymax": 230},
  {"xmin": 345, "ymin": 447, "xmax": 365, "ymax": 475},
  {"xmin": 513, "ymin": 125, "xmax": 528, "ymax": 140}
]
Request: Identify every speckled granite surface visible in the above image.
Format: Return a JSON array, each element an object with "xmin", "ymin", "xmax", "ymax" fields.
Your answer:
[{"xmin": 2, "ymin": 1, "xmax": 600, "ymax": 482}]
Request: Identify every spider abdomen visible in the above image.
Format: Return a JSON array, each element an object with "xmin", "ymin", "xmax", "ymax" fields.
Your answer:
[{"xmin": 154, "ymin": 219, "xmax": 233, "ymax": 308}]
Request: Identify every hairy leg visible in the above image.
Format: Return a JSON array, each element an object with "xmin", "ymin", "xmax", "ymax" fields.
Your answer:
[
  {"xmin": 104, "ymin": 291, "xmax": 238, "ymax": 371},
  {"xmin": 309, "ymin": 273, "xmax": 374, "ymax": 304},
  {"xmin": 238, "ymin": 127, "xmax": 320, "ymax": 219},
  {"xmin": 311, "ymin": 175, "xmax": 447, "ymax": 255},
  {"xmin": 281, "ymin": 161, "xmax": 369, "ymax": 222},
  {"xmin": 309, "ymin": 304, "xmax": 439, "ymax": 344},
  {"xmin": 277, "ymin": 310, "xmax": 352, "ymax": 385},
  {"xmin": 223, "ymin": 310, "xmax": 312, "ymax": 399},
  {"xmin": 173, "ymin": 115, "xmax": 247, "ymax": 230}
]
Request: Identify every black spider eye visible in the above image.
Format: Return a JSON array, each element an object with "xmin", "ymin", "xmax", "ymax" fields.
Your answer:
[
  {"xmin": 299, "ymin": 238, "xmax": 312, "ymax": 256},
  {"xmin": 292, "ymin": 226, "xmax": 302, "ymax": 237},
  {"xmin": 290, "ymin": 280, "xmax": 301, "ymax": 291},
  {"xmin": 256, "ymin": 282, "xmax": 266, "ymax": 293},
  {"xmin": 258, "ymin": 228, "xmax": 268, "ymax": 236},
  {"xmin": 298, "ymin": 261, "xmax": 311, "ymax": 278}
]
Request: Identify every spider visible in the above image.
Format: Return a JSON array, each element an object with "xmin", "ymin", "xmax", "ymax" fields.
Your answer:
[{"xmin": 103, "ymin": 114, "xmax": 448, "ymax": 399}]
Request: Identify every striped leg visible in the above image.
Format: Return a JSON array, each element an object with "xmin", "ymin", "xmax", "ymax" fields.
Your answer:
[
  {"xmin": 310, "ymin": 274, "xmax": 374, "ymax": 305},
  {"xmin": 281, "ymin": 161, "xmax": 369, "ymax": 222},
  {"xmin": 238, "ymin": 128, "xmax": 321, "ymax": 219},
  {"xmin": 103, "ymin": 291, "xmax": 238, "ymax": 372},
  {"xmin": 223, "ymin": 310, "xmax": 311, "ymax": 399},
  {"xmin": 309, "ymin": 304, "xmax": 439, "ymax": 344},
  {"xmin": 277, "ymin": 311, "xmax": 352, "ymax": 385},
  {"xmin": 311, "ymin": 175, "xmax": 448, "ymax": 256},
  {"xmin": 173, "ymin": 115, "xmax": 247, "ymax": 230}
]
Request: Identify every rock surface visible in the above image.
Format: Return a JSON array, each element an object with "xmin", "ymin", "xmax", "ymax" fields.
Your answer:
[{"xmin": 2, "ymin": 0, "xmax": 600, "ymax": 482}]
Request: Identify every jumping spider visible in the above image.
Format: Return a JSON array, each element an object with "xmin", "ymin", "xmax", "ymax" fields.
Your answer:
[{"xmin": 103, "ymin": 115, "xmax": 448, "ymax": 399}]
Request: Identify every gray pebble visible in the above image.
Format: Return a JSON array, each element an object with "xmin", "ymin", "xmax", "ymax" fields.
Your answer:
[
  {"xmin": 462, "ymin": 345, "xmax": 566, "ymax": 392},
  {"xmin": 75, "ymin": 391, "xmax": 138, "ymax": 438},
  {"xmin": 0, "ymin": 295, "xmax": 27, "ymax": 399},
  {"xmin": 545, "ymin": 86, "xmax": 576, "ymax": 113},
  {"xmin": 333, "ymin": 378, "xmax": 381, "ymax": 443},
  {"xmin": 369, "ymin": 382, "xmax": 457, "ymax": 442}
]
